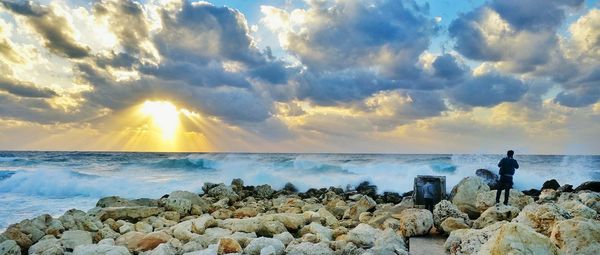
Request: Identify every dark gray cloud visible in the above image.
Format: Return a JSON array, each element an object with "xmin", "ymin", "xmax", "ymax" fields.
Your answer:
[
  {"xmin": 0, "ymin": 76, "xmax": 57, "ymax": 98},
  {"xmin": 555, "ymin": 67, "xmax": 600, "ymax": 107},
  {"xmin": 450, "ymin": 74, "xmax": 528, "ymax": 107},
  {"xmin": 93, "ymin": 0, "xmax": 150, "ymax": 56},
  {"xmin": 491, "ymin": 0, "xmax": 584, "ymax": 31},
  {"xmin": 0, "ymin": 0, "xmax": 90, "ymax": 58},
  {"xmin": 432, "ymin": 54, "xmax": 467, "ymax": 80}
]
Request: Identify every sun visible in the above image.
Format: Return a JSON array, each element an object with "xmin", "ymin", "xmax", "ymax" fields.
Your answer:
[{"xmin": 140, "ymin": 100, "xmax": 180, "ymax": 141}]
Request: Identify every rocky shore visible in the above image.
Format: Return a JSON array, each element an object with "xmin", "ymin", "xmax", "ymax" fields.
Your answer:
[{"xmin": 0, "ymin": 172, "xmax": 599, "ymax": 255}]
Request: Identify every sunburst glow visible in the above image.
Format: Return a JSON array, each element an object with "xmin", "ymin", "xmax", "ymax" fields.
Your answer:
[{"xmin": 140, "ymin": 100, "xmax": 180, "ymax": 141}]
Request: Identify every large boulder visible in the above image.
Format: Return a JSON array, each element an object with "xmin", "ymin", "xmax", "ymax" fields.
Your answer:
[
  {"xmin": 475, "ymin": 169, "xmax": 499, "ymax": 190},
  {"xmin": 262, "ymin": 213, "xmax": 306, "ymax": 231},
  {"xmin": 440, "ymin": 217, "xmax": 470, "ymax": 233},
  {"xmin": 343, "ymin": 195, "xmax": 377, "ymax": 221},
  {"xmin": 559, "ymin": 200, "xmax": 597, "ymax": 219},
  {"xmin": 92, "ymin": 207, "xmax": 164, "ymax": 221},
  {"xmin": 300, "ymin": 223, "xmax": 333, "ymax": 241},
  {"xmin": 578, "ymin": 192, "xmax": 600, "ymax": 213},
  {"xmin": 217, "ymin": 237, "xmax": 243, "ymax": 254},
  {"xmin": 444, "ymin": 221, "xmax": 506, "ymax": 255},
  {"xmin": 171, "ymin": 215, "xmax": 217, "ymax": 242},
  {"xmin": 541, "ymin": 179, "xmax": 561, "ymax": 190},
  {"xmin": 475, "ymin": 189, "xmax": 533, "ymax": 213},
  {"xmin": 395, "ymin": 209, "xmax": 433, "ymax": 237},
  {"xmin": 347, "ymin": 223, "xmax": 380, "ymax": 248},
  {"xmin": 285, "ymin": 242, "xmax": 335, "ymax": 255},
  {"xmin": 243, "ymin": 237, "xmax": 285, "ymax": 255},
  {"xmin": 450, "ymin": 177, "xmax": 490, "ymax": 218},
  {"xmin": 255, "ymin": 184, "xmax": 275, "ymax": 199},
  {"xmin": 115, "ymin": 231, "xmax": 145, "ymax": 252},
  {"xmin": 158, "ymin": 197, "xmax": 192, "ymax": 216},
  {"xmin": 479, "ymin": 223, "xmax": 561, "ymax": 255},
  {"xmin": 575, "ymin": 181, "xmax": 600, "ymax": 192},
  {"xmin": 512, "ymin": 203, "xmax": 572, "ymax": 236},
  {"xmin": 433, "ymin": 200, "xmax": 471, "ymax": 231},
  {"xmin": 550, "ymin": 218, "xmax": 600, "ymax": 255},
  {"xmin": 2, "ymin": 227, "xmax": 32, "ymax": 251},
  {"xmin": 0, "ymin": 240, "xmax": 20, "ymax": 255},
  {"xmin": 371, "ymin": 228, "xmax": 408, "ymax": 255},
  {"xmin": 73, "ymin": 242, "xmax": 130, "ymax": 255},
  {"xmin": 218, "ymin": 218, "xmax": 261, "ymax": 233},
  {"xmin": 28, "ymin": 236, "xmax": 63, "ymax": 255},
  {"xmin": 472, "ymin": 204, "xmax": 520, "ymax": 229},
  {"xmin": 207, "ymin": 184, "xmax": 240, "ymax": 202},
  {"xmin": 96, "ymin": 196, "xmax": 139, "ymax": 207},
  {"xmin": 59, "ymin": 209, "xmax": 103, "ymax": 232},
  {"xmin": 60, "ymin": 230, "xmax": 93, "ymax": 251},
  {"xmin": 136, "ymin": 231, "xmax": 173, "ymax": 252}
]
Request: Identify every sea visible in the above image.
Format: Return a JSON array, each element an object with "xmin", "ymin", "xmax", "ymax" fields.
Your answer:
[{"xmin": 1, "ymin": 151, "xmax": 599, "ymax": 231}]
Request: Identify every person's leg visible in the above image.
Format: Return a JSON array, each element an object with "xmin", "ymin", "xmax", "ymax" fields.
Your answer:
[
  {"xmin": 504, "ymin": 187, "xmax": 510, "ymax": 205},
  {"xmin": 495, "ymin": 187, "xmax": 502, "ymax": 204}
]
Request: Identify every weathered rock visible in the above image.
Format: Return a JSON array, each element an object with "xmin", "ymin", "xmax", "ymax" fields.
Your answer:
[
  {"xmin": 255, "ymin": 185, "xmax": 275, "ymax": 199},
  {"xmin": 219, "ymin": 218, "xmax": 261, "ymax": 233},
  {"xmin": 372, "ymin": 228, "xmax": 407, "ymax": 255},
  {"xmin": 343, "ymin": 196, "xmax": 376, "ymax": 221},
  {"xmin": 115, "ymin": 231, "xmax": 145, "ymax": 252},
  {"xmin": 96, "ymin": 196, "xmax": 139, "ymax": 207},
  {"xmin": 472, "ymin": 204, "xmax": 520, "ymax": 229},
  {"xmin": 217, "ymin": 237, "xmax": 242, "ymax": 254},
  {"xmin": 28, "ymin": 236, "xmax": 63, "ymax": 255},
  {"xmin": 229, "ymin": 231, "xmax": 257, "ymax": 248},
  {"xmin": 450, "ymin": 177, "xmax": 490, "ymax": 218},
  {"xmin": 542, "ymin": 179, "xmax": 561, "ymax": 191},
  {"xmin": 257, "ymin": 221, "xmax": 287, "ymax": 237},
  {"xmin": 440, "ymin": 217, "xmax": 470, "ymax": 233},
  {"xmin": 433, "ymin": 200, "xmax": 471, "ymax": 231},
  {"xmin": 262, "ymin": 213, "xmax": 305, "ymax": 231},
  {"xmin": 317, "ymin": 208, "xmax": 338, "ymax": 227},
  {"xmin": 171, "ymin": 215, "xmax": 217, "ymax": 242},
  {"xmin": 380, "ymin": 192, "xmax": 402, "ymax": 204},
  {"xmin": 144, "ymin": 242, "xmax": 178, "ymax": 255},
  {"xmin": 134, "ymin": 221, "xmax": 153, "ymax": 234},
  {"xmin": 479, "ymin": 223, "xmax": 561, "ymax": 255},
  {"xmin": 211, "ymin": 209, "xmax": 233, "ymax": 220},
  {"xmin": 560, "ymin": 200, "xmax": 597, "ymax": 219},
  {"xmin": 60, "ymin": 230, "xmax": 93, "ymax": 251},
  {"xmin": 396, "ymin": 209, "xmax": 433, "ymax": 237},
  {"xmin": 512, "ymin": 203, "xmax": 572, "ymax": 236},
  {"xmin": 347, "ymin": 223, "xmax": 380, "ymax": 248},
  {"xmin": 136, "ymin": 231, "xmax": 173, "ymax": 252},
  {"xmin": 0, "ymin": 240, "xmax": 20, "ymax": 255},
  {"xmin": 300, "ymin": 222, "xmax": 333, "ymax": 241},
  {"xmin": 444, "ymin": 221, "xmax": 506, "ymax": 255},
  {"xmin": 59, "ymin": 209, "xmax": 103, "ymax": 232},
  {"xmin": 233, "ymin": 207, "xmax": 259, "ymax": 218},
  {"xmin": 476, "ymin": 169, "xmax": 499, "ymax": 190},
  {"xmin": 73, "ymin": 243, "xmax": 130, "ymax": 255},
  {"xmin": 575, "ymin": 181, "xmax": 600, "ymax": 192},
  {"xmin": 159, "ymin": 197, "xmax": 192, "ymax": 216},
  {"xmin": 355, "ymin": 181, "xmax": 378, "ymax": 199},
  {"xmin": 243, "ymin": 237, "xmax": 285, "ymax": 255},
  {"xmin": 578, "ymin": 192, "xmax": 600, "ymax": 213},
  {"xmin": 169, "ymin": 191, "xmax": 206, "ymax": 207},
  {"xmin": 538, "ymin": 189, "xmax": 559, "ymax": 202},
  {"xmin": 557, "ymin": 184, "xmax": 573, "ymax": 193},
  {"xmin": 285, "ymin": 242, "xmax": 335, "ymax": 255},
  {"xmin": 273, "ymin": 232, "xmax": 294, "ymax": 246},
  {"xmin": 475, "ymin": 189, "xmax": 533, "ymax": 213},
  {"xmin": 93, "ymin": 206, "xmax": 164, "ymax": 221},
  {"xmin": 550, "ymin": 218, "xmax": 600, "ymax": 255},
  {"xmin": 207, "ymin": 184, "xmax": 240, "ymax": 202},
  {"xmin": 94, "ymin": 226, "xmax": 120, "ymax": 242},
  {"xmin": 2, "ymin": 227, "xmax": 32, "ymax": 251}
]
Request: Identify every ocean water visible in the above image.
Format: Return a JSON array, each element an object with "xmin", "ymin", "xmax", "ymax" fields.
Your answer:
[{"xmin": 0, "ymin": 151, "xmax": 599, "ymax": 230}]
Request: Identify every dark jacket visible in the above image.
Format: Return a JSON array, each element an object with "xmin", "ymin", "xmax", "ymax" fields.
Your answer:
[{"xmin": 498, "ymin": 157, "xmax": 519, "ymax": 176}]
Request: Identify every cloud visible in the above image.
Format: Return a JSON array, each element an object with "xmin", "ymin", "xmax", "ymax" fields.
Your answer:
[
  {"xmin": 0, "ymin": 76, "xmax": 57, "ymax": 98},
  {"xmin": 450, "ymin": 73, "xmax": 528, "ymax": 107},
  {"xmin": 1, "ymin": 0, "xmax": 90, "ymax": 58},
  {"xmin": 490, "ymin": 0, "xmax": 583, "ymax": 31}
]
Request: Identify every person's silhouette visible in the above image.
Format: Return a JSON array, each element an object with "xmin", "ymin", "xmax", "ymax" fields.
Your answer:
[
  {"xmin": 496, "ymin": 150, "xmax": 519, "ymax": 205},
  {"xmin": 423, "ymin": 179, "xmax": 436, "ymax": 212}
]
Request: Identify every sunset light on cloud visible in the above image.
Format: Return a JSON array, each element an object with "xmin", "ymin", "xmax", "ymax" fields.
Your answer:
[{"xmin": 0, "ymin": 0, "xmax": 599, "ymax": 154}]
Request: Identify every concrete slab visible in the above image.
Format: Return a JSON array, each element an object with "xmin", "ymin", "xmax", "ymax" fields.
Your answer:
[{"xmin": 409, "ymin": 235, "xmax": 447, "ymax": 255}]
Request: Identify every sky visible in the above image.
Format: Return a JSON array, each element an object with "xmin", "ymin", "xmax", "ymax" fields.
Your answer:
[{"xmin": 0, "ymin": 0, "xmax": 599, "ymax": 154}]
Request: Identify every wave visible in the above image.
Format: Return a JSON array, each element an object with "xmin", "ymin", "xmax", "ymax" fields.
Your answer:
[{"xmin": 150, "ymin": 155, "xmax": 218, "ymax": 170}]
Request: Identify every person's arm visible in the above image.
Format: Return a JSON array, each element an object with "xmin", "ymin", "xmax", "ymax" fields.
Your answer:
[
  {"xmin": 498, "ymin": 158, "xmax": 504, "ymax": 167},
  {"xmin": 514, "ymin": 159, "xmax": 519, "ymax": 169}
]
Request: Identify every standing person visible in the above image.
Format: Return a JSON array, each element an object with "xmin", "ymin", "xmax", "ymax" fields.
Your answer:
[
  {"xmin": 423, "ymin": 180, "xmax": 436, "ymax": 212},
  {"xmin": 496, "ymin": 150, "xmax": 519, "ymax": 205}
]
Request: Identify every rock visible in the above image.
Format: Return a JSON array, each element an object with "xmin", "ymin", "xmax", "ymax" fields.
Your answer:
[
  {"xmin": 512, "ymin": 203, "xmax": 572, "ymax": 236},
  {"xmin": 73, "ymin": 243, "xmax": 130, "ymax": 255},
  {"xmin": 135, "ymin": 221, "xmax": 153, "ymax": 233},
  {"xmin": 300, "ymin": 222, "xmax": 333, "ymax": 241},
  {"xmin": 285, "ymin": 242, "xmax": 335, "ymax": 255},
  {"xmin": 522, "ymin": 189, "xmax": 541, "ymax": 198},
  {"xmin": 557, "ymin": 184, "xmax": 573, "ymax": 193},
  {"xmin": 159, "ymin": 197, "xmax": 192, "ymax": 216},
  {"xmin": 282, "ymin": 183, "xmax": 298, "ymax": 193},
  {"xmin": 444, "ymin": 221, "xmax": 506, "ymax": 255},
  {"xmin": 234, "ymin": 207, "xmax": 259, "ymax": 218},
  {"xmin": 317, "ymin": 208, "xmax": 338, "ymax": 227},
  {"xmin": 169, "ymin": 191, "xmax": 206, "ymax": 206},
  {"xmin": 136, "ymin": 231, "xmax": 172, "ymax": 252},
  {"xmin": 60, "ymin": 230, "xmax": 93, "ymax": 251},
  {"xmin": 0, "ymin": 240, "xmax": 20, "ymax": 255},
  {"xmin": 59, "ymin": 209, "xmax": 103, "ymax": 232},
  {"xmin": 440, "ymin": 217, "xmax": 470, "ymax": 233},
  {"xmin": 343, "ymin": 195, "xmax": 376, "ymax": 221},
  {"xmin": 211, "ymin": 209, "xmax": 233, "ymax": 220},
  {"xmin": 171, "ymin": 215, "xmax": 217, "ymax": 242},
  {"xmin": 575, "ymin": 181, "xmax": 600, "ymax": 192},
  {"xmin": 96, "ymin": 196, "xmax": 139, "ymax": 207},
  {"xmin": 28, "ymin": 236, "xmax": 63, "ymax": 255},
  {"xmin": 382, "ymin": 218, "xmax": 400, "ymax": 231},
  {"xmin": 380, "ymin": 192, "xmax": 402, "ymax": 204},
  {"xmin": 115, "ymin": 231, "xmax": 145, "ymax": 251},
  {"xmin": 2, "ymin": 227, "xmax": 32, "ymax": 251},
  {"xmin": 273, "ymin": 232, "xmax": 294, "ymax": 246},
  {"xmin": 256, "ymin": 185, "xmax": 275, "ymax": 199},
  {"xmin": 229, "ymin": 231, "xmax": 257, "ymax": 248},
  {"xmin": 395, "ymin": 209, "xmax": 433, "ymax": 237},
  {"xmin": 550, "ymin": 218, "xmax": 600, "ymax": 255},
  {"xmin": 475, "ymin": 169, "xmax": 499, "ymax": 189},
  {"xmin": 94, "ymin": 206, "xmax": 164, "ymax": 221},
  {"xmin": 542, "ymin": 179, "xmax": 560, "ymax": 190},
  {"xmin": 243, "ymin": 237, "xmax": 285, "ymax": 255},
  {"xmin": 433, "ymin": 200, "xmax": 471, "ymax": 231},
  {"xmin": 560, "ymin": 200, "xmax": 597, "ymax": 219},
  {"xmin": 347, "ymin": 223, "xmax": 380, "ymax": 248},
  {"xmin": 472, "ymin": 204, "xmax": 520, "ymax": 229},
  {"xmin": 119, "ymin": 222, "xmax": 135, "ymax": 234},
  {"xmin": 450, "ymin": 177, "xmax": 490, "ymax": 218},
  {"xmin": 372, "ymin": 228, "xmax": 407, "ymax": 254},
  {"xmin": 217, "ymin": 237, "xmax": 242, "ymax": 254},
  {"xmin": 262, "ymin": 213, "xmax": 306, "ymax": 231},
  {"xmin": 257, "ymin": 221, "xmax": 287, "ymax": 237},
  {"xmin": 162, "ymin": 211, "xmax": 180, "ymax": 222},
  {"xmin": 355, "ymin": 181, "xmax": 378, "ymax": 199},
  {"xmin": 479, "ymin": 222, "xmax": 561, "ymax": 255},
  {"xmin": 207, "ymin": 184, "xmax": 240, "ymax": 202},
  {"xmin": 94, "ymin": 226, "xmax": 120, "ymax": 242},
  {"xmin": 219, "ymin": 218, "xmax": 261, "ymax": 233},
  {"xmin": 144, "ymin": 242, "xmax": 178, "ymax": 255},
  {"xmin": 475, "ymin": 189, "xmax": 533, "ymax": 212},
  {"xmin": 538, "ymin": 189, "xmax": 559, "ymax": 202},
  {"xmin": 578, "ymin": 192, "xmax": 600, "ymax": 213}
]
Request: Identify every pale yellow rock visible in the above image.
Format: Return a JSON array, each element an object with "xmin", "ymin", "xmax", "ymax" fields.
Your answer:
[
  {"xmin": 478, "ymin": 223, "xmax": 561, "ymax": 255},
  {"xmin": 440, "ymin": 217, "xmax": 470, "ymax": 233},
  {"xmin": 217, "ymin": 237, "xmax": 242, "ymax": 255},
  {"xmin": 475, "ymin": 189, "xmax": 533, "ymax": 213},
  {"xmin": 550, "ymin": 218, "xmax": 600, "ymax": 255},
  {"xmin": 512, "ymin": 203, "xmax": 572, "ymax": 236},
  {"xmin": 472, "ymin": 204, "xmax": 520, "ymax": 229},
  {"xmin": 450, "ymin": 177, "xmax": 490, "ymax": 217},
  {"xmin": 396, "ymin": 209, "xmax": 433, "ymax": 237}
]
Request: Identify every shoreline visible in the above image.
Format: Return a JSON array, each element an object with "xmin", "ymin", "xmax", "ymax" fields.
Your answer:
[{"xmin": 1, "ymin": 171, "xmax": 599, "ymax": 254}]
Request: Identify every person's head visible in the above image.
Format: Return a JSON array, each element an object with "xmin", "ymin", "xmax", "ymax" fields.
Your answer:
[{"xmin": 507, "ymin": 150, "xmax": 514, "ymax": 158}]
